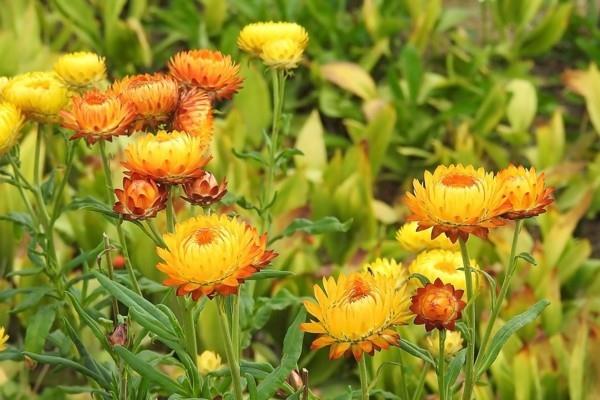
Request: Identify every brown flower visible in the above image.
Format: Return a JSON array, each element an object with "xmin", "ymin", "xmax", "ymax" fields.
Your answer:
[
  {"xmin": 113, "ymin": 174, "xmax": 168, "ymax": 220},
  {"xmin": 108, "ymin": 324, "xmax": 128, "ymax": 346},
  {"xmin": 410, "ymin": 278, "xmax": 466, "ymax": 331},
  {"xmin": 182, "ymin": 171, "xmax": 227, "ymax": 206}
]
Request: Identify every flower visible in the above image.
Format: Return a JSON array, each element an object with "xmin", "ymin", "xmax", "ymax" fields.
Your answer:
[
  {"xmin": 497, "ymin": 165, "xmax": 554, "ymax": 220},
  {"xmin": 425, "ymin": 330, "xmax": 463, "ymax": 358},
  {"xmin": 122, "ymin": 130, "xmax": 210, "ymax": 184},
  {"xmin": 0, "ymin": 101, "xmax": 24, "ymax": 156},
  {"xmin": 410, "ymin": 278, "xmax": 466, "ymax": 331},
  {"xmin": 197, "ymin": 351, "xmax": 222, "ymax": 375},
  {"xmin": 260, "ymin": 38, "xmax": 305, "ymax": 69},
  {"xmin": 408, "ymin": 250, "xmax": 479, "ymax": 295},
  {"xmin": 182, "ymin": 171, "xmax": 227, "ymax": 206},
  {"xmin": 111, "ymin": 74, "xmax": 179, "ymax": 130},
  {"xmin": 0, "ymin": 326, "xmax": 8, "ymax": 351},
  {"xmin": 53, "ymin": 51, "xmax": 106, "ymax": 89},
  {"xmin": 238, "ymin": 22, "xmax": 309, "ymax": 58},
  {"xmin": 173, "ymin": 88, "xmax": 213, "ymax": 138},
  {"xmin": 2, "ymin": 72, "xmax": 69, "ymax": 122},
  {"xmin": 395, "ymin": 222, "xmax": 458, "ymax": 253},
  {"xmin": 405, "ymin": 164, "xmax": 510, "ymax": 243},
  {"xmin": 156, "ymin": 214, "xmax": 276, "ymax": 299},
  {"xmin": 362, "ymin": 258, "xmax": 408, "ymax": 284},
  {"xmin": 113, "ymin": 174, "xmax": 168, "ymax": 220},
  {"xmin": 168, "ymin": 50, "xmax": 243, "ymax": 101},
  {"xmin": 61, "ymin": 90, "xmax": 136, "ymax": 144},
  {"xmin": 301, "ymin": 272, "xmax": 413, "ymax": 360}
]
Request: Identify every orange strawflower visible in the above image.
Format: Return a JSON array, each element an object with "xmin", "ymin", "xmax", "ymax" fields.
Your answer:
[
  {"xmin": 182, "ymin": 171, "xmax": 227, "ymax": 206},
  {"xmin": 497, "ymin": 165, "xmax": 554, "ymax": 220},
  {"xmin": 113, "ymin": 174, "xmax": 168, "ymax": 220},
  {"xmin": 410, "ymin": 278, "xmax": 466, "ymax": 331},
  {"xmin": 168, "ymin": 50, "xmax": 243, "ymax": 101},
  {"xmin": 61, "ymin": 90, "xmax": 136, "ymax": 144},
  {"xmin": 173, "ymin": 88, "xmax": 213, "ymax": 138}
]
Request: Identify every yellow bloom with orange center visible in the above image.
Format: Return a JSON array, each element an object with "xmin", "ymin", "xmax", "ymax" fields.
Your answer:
[
  {"xmin": 396, "ymin": 222, "xmax": 458, "ymax": 253},
  {"xmin": 113, "ymin": 174, "xmax": 168, "ymax": 221},
  {"xmin": 53, "ymin": 51, "xmax": 106, "ymax": 89},
  {"xmin": 362, "ymin": 258, "xmax": 408, "ymax": 284},
  {"xmin": 157, "ymin": 214, "xmax": 276, "ymax": 299},
  {"xmin": 301, "ymin": 272, "xmax": 413, "ymax": 360},
  {"xmin": 410, "ymin": 278, "xmax": 466, "ymax": 331},
  {"xmin": 2, "ymin": 72, "xmax": 69, "ymax": 122},
  {"xmin": 425, "ymin": 330, "xmax": 463, "ymax": 358},
  {"xmin": 61, "ymin": 90, "xmax": 136, "ymax": 144},
  {"xmin": 111, "ymin": 74, "xmax": 179, "ymax": 130},
  {"xmin": 405, "ymin": 164, "xmax": 510, "ymax": 243},
  {"xmin": 0, "ymin": 326, "xmax": 8, "ymax": 351},
  {"xmin": 197, "ymin": 351, "xmax": 222, "ymax": 375},
  {"xmin": 173, "ymin": 88, "xmax": 213, "ymax": 138},
  {"xmin": 168, "ymin": 50, "xmax": 243, "ymax": 101},
  {"xmin": 408, "ymin": 249, "xmax": 479, "ymax": 295},
  {"xmin": 122, "ymin": 130, "xmax": 210, "ymax": 184},
  {"xmin": 0, "ymin": 101, "xmax": 24, "ymax": 156},
  {"xmin": 497, "ymin": 165, "xmax": 554, "ymax": 220}
]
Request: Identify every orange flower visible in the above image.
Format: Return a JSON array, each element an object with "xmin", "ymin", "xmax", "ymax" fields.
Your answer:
[
  {"xmin": 410, "ymin": 278, "xmax": 466, "ymax": 331},
  {"xmin": 111, "ymin": 74, "xmax": 179, "ymax": 130},
  {"xmin": 61, "ymin": 91, "xmax": 136, "ymax": 144},
  {"xmin": 173, "ymin": 88, "xmax": 213, "ymax": 139},
  {"xmin": 182, "ymin": 171, "xmax": 227, "ymax": 206},
  {"xmin": 168, "ymin": 50, "xmax": 243, "ymax": 101},
  {"xmin": 497, "ymin": 165, "xmax": 554, "ymax": 220},
  {"xmin": 113, "ymin": 174, "xmax": 168, "ymax": 220}
]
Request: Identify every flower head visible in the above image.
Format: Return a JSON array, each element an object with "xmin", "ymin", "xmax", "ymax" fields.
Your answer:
[
  {"xmin": 61, "ymin": 90, "xmax": 136, "ymax": 144},
  {"xmin": 405, "ymin": 164, "xmax": 510, "ymax": 243},
  {"xmin": 182, "ymin": 171, "xmax": 227, "ymax": 206},
  {"xmin": 425, "ymin": 330, "xmax": 463, "ymax": 358},
  {"xmin": 408, "ymin": 250, "xmax": 479, "ymax": 295},
  {"xmin": 197, "ymin": 351, "xmax": 222, "ymax": 375},
  {"xmin": 238, "ymin": 22, "xmax": 309, "ymax": 58},
  {"xmin": 122, "ymin": 130, "xmax": 210, "ymax": 184},
  {"xmin": 2, "ymin": 72, "xmax": 69, "ymax": 122},
  {"xmin": 301, "ymin": 272, "xmax": 413, "ymax": 360},
  {"xmin": 157, "ymin": 214, "xmax": 276, "ymax": 299},
  {"xmin": 260, "ymin": 38, "xmax": 305, "ymax": 69},
  {"xmin": 497, "ymin": 165, "xmax": 554, "ymax": 220},
  {"xmin": 173, "ymin": 88, "xmax": 213, "ymax": 139},
  {"xmin": 53, "ymin": 51, "xmax": 106, "ymax": 89},
  {"xmin": 0, "ymin": 101, "xmax": 24, "ymax": 156},
  {"xmin": 168, "ymin": 50, "xmax": 243, "ymax": 101},
  {"xmin": 396, "ymin": 222, "xmax": 458, "ymax": 253},
  {"xmin": 113, "ymin": 174, "xmax": 168, "ymax": 220},
  {"xmin": 362, "ymin": 258, "xmax": 408, "ymax": 284},
  {"xmin": 410, "ymin": 278, "xmax": 466, "ymax": 331},
  {"xmin": 0, "ymin": 326, "xmax": 8, "ymax": 351},
  {"xmin": 111, "ymin": 74, "xmax": 179, "ymax": 130}
]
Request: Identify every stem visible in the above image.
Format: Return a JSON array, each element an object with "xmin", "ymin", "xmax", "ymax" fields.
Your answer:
[
  {"xmin": 181, "ymin": 298, "xmax": 198, "ymax": 363},
  {"xmin": 51, "ymin": 140, "xmax": 76, "ymax": 223},
  {"xmin": 34, "ymin": 123, "xmax": 42, "ymax": 186},
  {"xmin": 358, "ymin": 356, "xmax": 369, "ymax": 400},
  {"xmin": 232, "ymin": 294, "xmax": 240, "ymax": 361},
  {"xmin": 459, "ymin": 239, "xmax": 475, "ymax": 400},
  {"xmin": 8, "ymin": 156, "xmax": 36, "ymax": 220},
  {"xmin": 166, "ymin": 187, "xmax": 176, "ymax": 233},
  {"xmin": 217, "ymin": 297, "xmax": 243, "ymax": 400},
  {"xmin": 147, "ymin": 220, "xmax": 166, "ymax": 247},
  {"xmin": 412, "ymin": 363, "xmax": 428, "ymax": 400},
  {"xmin": 104, "ymin": 234, "xmax": 120, "ymax": 320},
  {"xmin": 397, "ymin": 352, "xmax": 409, "ymax": 400},
  {"xmin": 438, "ymin": 330, "xmax": 447, "ymax": 400},
  {"xmin": 476, "ymin": 219, "xmax": 523, "ymax": 375}
]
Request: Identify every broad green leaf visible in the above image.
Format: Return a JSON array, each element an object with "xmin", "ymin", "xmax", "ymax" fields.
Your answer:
[
  {"xmin": 234, "ymin": 63, "xmax": 271, "ymax": 147},
  {"xmin": 321, "ymin": 62, "xmax": 377, "ymax": 100},
  {"xmin": 444, "ymin": 348, "xmax": 466, "ymax": 396},
  {"xmin": 506, "ymin": 79, "xmax": 537, "ymax": 133},
  {"xmin": 519, "ymin": 4, "xmax": 573, "ymax": 57},
  {"xmin": 295, "ymin": 110, "xmax": 326, "ymax": 182},
  {"xmin": 202, "ymin": 0, "xmax": 228, "ymax": 35},
  {"xmin": 363, "ymin": 104, "xmax": 396, "ymax": 176},
  {"xmin": 400, "ymin": 44, "xmax": 422, "ymax": 104},
  {"xmin": 472, "ymin": 84, "xmax": 507, "ymax": 137},
  {"xmin": 24, "ymin": 305, "xmax": 57, "ymax": 354},
  {"xmin": 568, "ymin": 321, "xmax": 588, "ymax": 400},
  {"xmin": 534, "ymin": 110, "xmax": 565, "ymax": 169}
]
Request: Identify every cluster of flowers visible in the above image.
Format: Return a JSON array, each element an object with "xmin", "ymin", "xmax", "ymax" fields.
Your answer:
[{"xmin": 301, "ymin": 164, "xmax": 554, "ymax": 360}]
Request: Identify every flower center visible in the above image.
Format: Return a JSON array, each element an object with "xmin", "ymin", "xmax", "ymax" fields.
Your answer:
[
  {"xmin": 27, "ymin": 80, "xmax": 51, "ymax": 90},
  {"xmin": 194, "ymin": 228, "xmax": 215, "ymax": 245},
  {"xmin": 435, "ymin": 260, "xmax": 457, "ymax": 273},
  {"xmin": 347, "ymin": 277, "xmax": 372, "ymax": 303},
  {"xmin": 421, "ymin": 289, "xmax": 457, "ymax": 321},
  {"xmin": 441, "ymin": 173, "xmax": 478, "ymax": 188}
]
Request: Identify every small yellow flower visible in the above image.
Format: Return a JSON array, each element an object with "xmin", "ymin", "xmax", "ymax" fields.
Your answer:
[
  {"xmin": 197, "ymin": 351, "xmax": 222, "ymax": 375},
  {"xmin": 0, "ymin": 326, "xmax": 8, "ymax": 351},
  {"xmin": 260, "ymin": 38, "xmax": 304, "ymax": 69},
  {"xmin": 53, "ymin": 51, "xmax": 106, "ymax": 89},
  {"xmin": 238, "ymin": 22, "xmax": 308, "ymax": 69},
  {"xmin": 0, "ymin": 77, "xmax": 9, "ymax": 95},
  {"xmin": 425, "ymin": 330, "xmax": 463, "ymax": 358},
  {"xmin": 362, "ymin": 258, "xmax": 407, "ymax": 283},
  {"xmin": 497, "ymin": 165, "xmax": 554, "ymax": 220},
  {"xmin": 408, "ymin": 249, "xmax": 479, "ymax": 295},
  {"xmin": 2, "ymin": 72, "xmax": 69, "ymax": 122},
  {"xmin": 396, "ymin": 222, "xmax": 458, "ymax": 253},
  {"xmin": 0, "ymin": 101, "xmax": 24, "ymax": 156}
]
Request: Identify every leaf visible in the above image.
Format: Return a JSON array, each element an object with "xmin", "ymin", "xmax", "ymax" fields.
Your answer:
[
  {"xmin": 25, "ymin": 305, "xmax": 57, "ymax": 354},
  {"xmin": 519, "ymin": 3, "xmax": 573, "ymax": 57},
  {"xmin": 232, "ymin": 148, "xmax": 267, "ymax": 166},
  {"xmin": 256, "ymin": 309, "xmax": 306, "ymax": 400},
  {"xmin": 399, "ymin": 339, "xmax": 435, "ymax": 366},
  {"xmin": 65, "ymin": 291, "xmax": 112, "ymax": 350},
  {"xmin": 279, "ymin": 217, "xmax": 352, "ymax": 239},
  {"xmin": 516, "ymin": 252, "xmax": 537, "ymax": 266},
  {"xmin": 363, "ymin": 104, "xmax": 397, "ymax": 176},
  {"xmin": 476, "ymin": 299, "xmax": 550, "ymax": 376},
  {"xmin": 295, "ymin": 110, "xmax": 326, "ymax": 182},
  {"xmin": 563, "ymin": 65, "xmax": 600, "ymax": 137},
  {"xmin": 400, "ymin": 44, "xmax": 422, "ymax": 104},
  {"xmin": 23, "ymin": 352, "xmax": 104, "ymax": 383},
  {"xmin": 321, "ymin": 62, "xmax": 377, "ymax": 100},
  {"xmin": 568, "ymin": 321, "xmax": 588, "ymax": 400},
  {"xmin": 246, "ymin": 270, "xmax": 295, "ymax": 281},
  {"xmin": 67, "ymin": 196, "xmax": 118, "ymax": 220},
  {"xmin": 408, "ymin": 273, "xmax": 431, "ymax": 286},
  {"xmin": 506, "ymin": 79, "xmax": 537, "ymax": 133},
  {"xmin": 472, "ymin": 84, "xmax": 507, "ymax": 137},
  {"xmin": 63, "ymin": 241, "xmax": 105, "ymax": 273},
  {"xmin": 51, "ymin": 0, "xmax": 101, "ymax": 48},
  {"xmin": 444, "ymin": 349, "xmax": 466, "ymax": 395}
]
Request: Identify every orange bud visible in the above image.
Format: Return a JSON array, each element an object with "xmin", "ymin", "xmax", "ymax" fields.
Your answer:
[
  {"xmin": 182, "ymin": 171, "xmax": 227, "ymax": 207},
  {"xmin": 113, "ymin": 174, "xmax": 168, "ymax": 220},
  {"xmin": 410, "ymin": 278, "xmax": 466, "ymax": 331}
]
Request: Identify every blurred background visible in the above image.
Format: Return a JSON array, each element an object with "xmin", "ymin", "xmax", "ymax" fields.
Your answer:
[{"xmin": 1, "ymin": 0, "xmax": 600, "ymax": 399}]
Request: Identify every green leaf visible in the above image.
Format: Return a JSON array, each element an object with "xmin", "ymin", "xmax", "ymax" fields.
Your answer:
[
  {"xmin": 24, "ymin": 305, "xmax": 57, "ymax": 354},
  {"xmin": 232, "ymin": 148, "xmax": 267, "ymax": 166},
  {"xmin": 278, "ymin": 217, "xmax": 353, "ymax": 239},
  {"xmin": 65, "ymin": 291, "xmax": 112, "ymax": 350},
  {"xmin": 400, "ymin": 44, "xmax": 422, "ymax": 104},
  {"xmin": 568, "ymin": 321, "xmax": 588, "ymax": 400},
  {"xmin": 408, "ymin": 273, "xmax": 431, "ymax": 286},
  {"xmin": 321, "ymin": 62, "xmax": 377, "ymax": 100},
  {"xmin": 476, "ymin": 299, "xmax": 550, "ymax": 376},
  {"xmin": 519, "ymin": 4, "xmax": 573, "ymax": 57},
  {"xmin": 246, "ymin": 270, "xmax": 295, "ymax": 281},
  {"xmin": 23, "ymin": 352, "xmax": 104, "ymax": 383},
  {"xmin": 444, "ymin": 348, "xmax": 466, "ymax": 395},
  {"xmin": 516, "ymin": 252, "xmax": 537, "ymax": 266},
  {"xmin": 63, "ymin": 241, "xmax": 104, "ymax": 273},
  {"xmin": 51, "ymin": 0, "xmax": 102, "ymax": 49},
  {"xmin": 256, "ymin": 309, "xmax": 306, "ymax": 400},
  {"xmin": 68, "ymin": 196, "xmax": 118, "ymax": 220},
  {"xmin": 399, "ymin": 339, "xmax": 435, "ymax": 366}
]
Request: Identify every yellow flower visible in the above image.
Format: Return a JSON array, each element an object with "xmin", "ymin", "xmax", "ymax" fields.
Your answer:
[
  {"xmin": 425, "ymin": 330, "xmax": 463, "ymax": 358},
  {"xmin": 53, "ymin": 51, "xmax": 106, "ymax": 89},
  {"xmin": 395, "ymin": 222, "xmax": 458, "ymax": 253},
  {"xmin": 301, "ymin": 272, "xmax": 413, "ymax": 360},
  {"xmin": 362, "ymin": 258, "xmax": 408, "ymax": 283},
  {"xmin": 497, "ymin": 165, "xmax": 554, "ymax": 220},
  {"xmin": 0, "ymin": 326, "xmax": 8, "ymax": 351},
  {"xmin": 197, "ymin": 351, "xmax": 222, "ymax": 375},
  {"xmin": 238, "ymin": 22, "xmax": 308, "ymax": 69},
  {"xmin": 157, "ymin": 214, "xmax": 277, "ymax": 299},
  {"xmin": 405, "ymin": 164, "xmax": 510, "ymax": 243},
  {"xmin": 2, "ymin": 72, "xmax": 69, "ymax": 122},
  {"xmin": 260, "ymin": 38, "xmax": 304, "ymax": 69},
  {"xmin": 122, "ymin": 130, "xmax": 210, "ymax": 184},
  {"xmin": 408, "ymin": 249, "xmax": 479, "ymax": 295},
  {"xmin": 0, "ymin": 77, "xmax": 9, "ymax": 95},
  {"xmin": 0, "ymin": 101, "xmax": 24, "ymax": 156}
]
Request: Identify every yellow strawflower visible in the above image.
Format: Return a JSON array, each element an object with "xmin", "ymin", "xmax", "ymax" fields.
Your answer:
[
  {"xmin": 261, "ymin": 38, "xmax": 305, "ymax": 69},
  {"xmin": 362, "ymin": 257, "xmax": 408, "ymax": 284},
  {"xmin": 0, "ymin": 326, "xmax": 8, "ymax": 351},
  {"xmin": 0, "ymin": 77, "xmax": 8, "ymax": 96},
  {"xmin": 425, "ymin": 330, "xmax": 464, "ymax": 358},
  {"xmin": 53, "ymin": 51, "xmax": 106, "ymax": 89},
  {"xmin": 238, "ymin": 22, "xmax": 308, "ymax": 69},
  {"xmin": 496, "ymin": 165, "xmax": 554, "ymax": 220},
  {"xmin": 2, "ymin": 72, "xmax": 69, "ymax": 123},
  {"xmin": 396, "ymin": 222, "xmax": 458, "ymax": 253},
  {"xmin": 408, "ymin": 249, "xmax": 480, "ymax": 295},
  {"xmin": 197, "ymin": 351, "xmax": 222, "ymax": 375},
  {"xmin": 0, "ymin": 101, "xmax": 24, "ymax": 156}
]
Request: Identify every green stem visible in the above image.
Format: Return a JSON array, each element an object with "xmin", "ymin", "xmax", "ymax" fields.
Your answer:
[
  {"xmin": 232, "ymin": 294, "xmax": 240, "ymax": 362},
  {"xmin": 217, "ymin": 297, "xmax": 244, "ymax": 400},
  {"xmin": 181, "ymin": 298, "xmax": 198, "ymax": 364},
  {"xmin": 147, "ymin": 220, "xmax": 166, "ymax": 247},
  {"xmin": 438, "ymin": 330, "xmax": 447, "ymax": 400},
  {"xmin": 8, "ymin": 156, "xmax": 36, "ymax": 220},
  {"xmin": 475, "ymin": 219, "xmax": 523, "ymax": 375},
  {"xmin": 459, "ymin": 239, "xmax": 475, "ymax": 400},
  {"xmin": 34, "ymin": 123, "xmax": 42, "ymax": 186},
  {"xmin": 412, "ymin": 363, "xmax": 428, "ymax": 400},
  {"xmin": 398, "ymin": 351, "xmax": 409, "ymax": 400},
  {"xmin": 166, "ymin": 187, "xmax": 176, "ymax": 233},
  {"xmin": 104, "ymin": 234, "xmax": 120, "ymax": 320},
  {"xmin": 358, "ymin": 356, "xmax": 369, "ymax": 400},
  {"xmin": 51, "ymin": 140, "xmax": 75, "ymax": 223}
]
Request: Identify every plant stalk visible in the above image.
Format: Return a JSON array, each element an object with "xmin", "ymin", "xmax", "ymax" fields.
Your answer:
[
  {"xmin": 438, "ymin": 330, "xmax": 447, "ymax": 400},
  {"xmin": 459, "ymin": 239, "xmax": 475, "ymax": 400},
  {"xmin": 359, "ymin": 356, "xmax": 369, "ymax": 400},
  {"xmin": 217, "ymin": 297, "xmax": 244, "ymax": 400}
]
